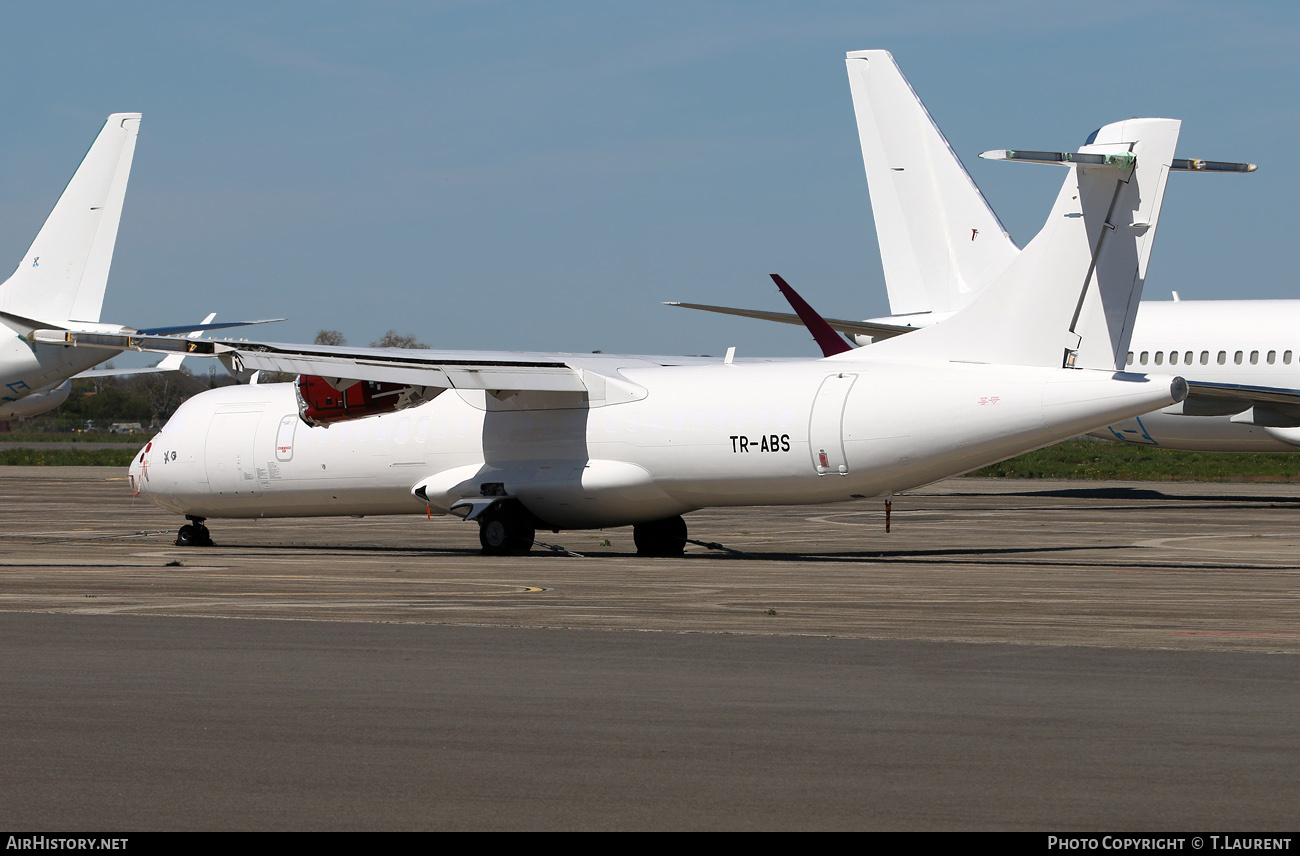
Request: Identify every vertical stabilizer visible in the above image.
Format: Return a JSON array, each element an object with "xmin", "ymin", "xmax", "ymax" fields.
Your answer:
[
  {"xmin": 856, "ymin": 118, "xmax": 1180, "ymax": 370},
  {"xmin": 846, "ymin": 50, "xmax": 1019, "ymax": 315},
  {"xmin": 0, "ymin": 113, "xmax": 141, "ymax": 326}
]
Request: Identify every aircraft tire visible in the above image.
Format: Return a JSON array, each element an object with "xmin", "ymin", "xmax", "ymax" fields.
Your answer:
[
  {"xmin": 176, "ymin": 521, "xmax": 214, "ymax": 548},
  {"xmin": 633, "ymin": 515, "xmax": 688, "ymax": 557},
  {"xmin": 478, "ymin": 503, "xmax": 535, "ymax": 555}
]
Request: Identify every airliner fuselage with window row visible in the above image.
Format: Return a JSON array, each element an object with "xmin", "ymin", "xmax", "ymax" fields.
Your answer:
[{"xmin": 1104, "ymin": 300, "xmax": 1300, "ymax": 450}]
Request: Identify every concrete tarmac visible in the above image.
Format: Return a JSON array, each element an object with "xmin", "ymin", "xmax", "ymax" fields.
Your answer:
[{"xmin": 0, "ymin": 467, "xmax": 1297, "ymax": 830}]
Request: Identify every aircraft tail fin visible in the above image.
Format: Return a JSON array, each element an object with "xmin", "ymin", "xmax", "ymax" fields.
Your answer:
[
  {"xmin": 0, "ymin": 113, "xmax": 141, "ymax": 327},
  {"xmin": 858, "ymin": 117, "xmax": 1181, "ymax": 371},
  {"xmin": 846, "ymin": 50, "xmax": 1019, "ymax": 316}
]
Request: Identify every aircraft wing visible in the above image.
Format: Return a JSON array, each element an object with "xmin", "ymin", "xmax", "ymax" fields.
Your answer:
[
  {"xmin": 31, "ymin": 330, "xmax": 591, "ymax": 394},
  {"xmin": 74, "ymin": 350, "xmax": 190, "ymax": 379},
  {"xmin": 135, "ymin": 318, "xmax": 286, "ymax": 336},
  {"xmin": 1178, "ymin": 380, "xmax": 1300, "ymax": 425},
  {"xmin": 1185, "ymin": 380, "xmax": 1300, "ymax": 407},
  {"xmin": 70, "ymin": 313, "xmax": 233, "ymax": 379},
  {"xmin": 663, "ymin": 301, "xmax": 916, "ymax": 341}
]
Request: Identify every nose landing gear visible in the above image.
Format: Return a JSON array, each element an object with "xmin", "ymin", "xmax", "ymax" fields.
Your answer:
[{"xmin": 176, "ymin": 516, "xmax": 215, "ymax": 547}]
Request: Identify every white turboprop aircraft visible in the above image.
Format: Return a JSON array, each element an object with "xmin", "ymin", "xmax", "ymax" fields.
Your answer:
[
  {"xmin": 44, "ymin": 104, "xmax": 1219, "ymax": 554},
  {"xmin": 0, "ymin": 114, "xmax": 279, "ymax": 420},
  {"xmin": 672, "ymin": 50, "xmax": 1299, "ymax": 453}
]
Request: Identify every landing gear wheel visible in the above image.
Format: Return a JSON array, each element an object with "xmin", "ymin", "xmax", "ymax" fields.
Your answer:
[
  {"xmin": 478, "ymin": 502, "xmax": 535, "ymax": 555},
  {"xmin": 176, "ymin": 518, "xmax": 214, "ymax": 547},
  {"xmin": 633, "ymin": 515, "xmax": 688, "ymax": 557}
]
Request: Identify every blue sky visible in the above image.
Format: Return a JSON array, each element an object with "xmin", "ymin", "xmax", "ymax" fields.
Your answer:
[{"xmin": 0, "ymin": 1, "xmax": 1296, "ymax": 358}]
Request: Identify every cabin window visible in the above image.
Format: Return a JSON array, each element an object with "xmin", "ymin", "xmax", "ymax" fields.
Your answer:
[
  {"xmin": 1286, "ymin": 351, "xmax": 1293, "ymax": 365},
  {"xmin": 1169, "ymin": 351, "xmax": 1179, "ymax": 365},
  {"xmin": 1154, "ymin": 351, "xmax": 1164, "ymax": 365},
  {"xmin": 1268, "ymin": 350, "xmax": 1277, "ymax": 365},
  {"xmin": 1126, "ymin": 352, "xmax": 1134, "ymax": 366},
  {"xmin": 1235, "ymin": 351, "xmax": 1244, "ymax": 365},
  {"xmin": 1250, "ymin": 351, "xmax": 1259, "ymax": 365},
  {"xmin": 1200, "ymin": 351, "xmax": 1210, "ymax": 365},
  {"xmin": 1218, "ymin": 351, "xmax": 1227, "ymax": 365},
  {"xmin": 1184, "ymin": 351, "xmax": 1193, "ymax": 364},
  {"xmin": 1140, "ymin": 351, "xmax": 1149, "ymax": 365}
]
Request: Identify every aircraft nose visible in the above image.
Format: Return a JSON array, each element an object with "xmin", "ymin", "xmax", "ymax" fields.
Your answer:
[{"xmin": 127, "ymin": 439, "xmax": 153, "ymax": 495}]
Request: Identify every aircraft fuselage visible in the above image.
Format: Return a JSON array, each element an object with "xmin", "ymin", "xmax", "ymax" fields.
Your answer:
[
  {"xmin": 1095, "ymin": 300, "xmax": 1300, "ymax": 451},
  {"xmin": 0, "ymin": 324, "xmax": 119, "ymax": 410},
  {"xmin": 131, "ymin": 357, "xmax": 1181, "ymax": 529}
]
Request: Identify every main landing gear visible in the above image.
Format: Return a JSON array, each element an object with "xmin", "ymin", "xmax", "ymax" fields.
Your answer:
[
  {"xmin": 478, "ymin": 501, "xmax": 536, "ymax": 556},
  {"xmin": 633, "ymin": 515, "xmax": 687, "ymax": 557},
  {"xmin": 176, "ymin": 516, "xmax": 215, "ymax": 547}
]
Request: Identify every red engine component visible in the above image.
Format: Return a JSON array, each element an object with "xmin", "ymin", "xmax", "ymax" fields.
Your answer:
[{"xmin": 295, "ymin": 375, "xmax": 429, "ymax": 427}]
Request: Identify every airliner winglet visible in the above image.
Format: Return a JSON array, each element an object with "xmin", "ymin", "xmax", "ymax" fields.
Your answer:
[{"xmin": 768, "ymin": 275, "xmax": 854, "ymax": 357}]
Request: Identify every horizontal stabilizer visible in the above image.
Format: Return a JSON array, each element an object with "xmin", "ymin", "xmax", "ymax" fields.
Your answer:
[
  {"xmin": 981, "ymin": 149, "xmax": 1256, "ymax": 173},
  {"xmin": 1170, "ymin": 158, "xmax": 1257, "ymax": 173},
  {"xmin": 979, "ymin": 149, "xmax": 1137, "ymax": 169}
]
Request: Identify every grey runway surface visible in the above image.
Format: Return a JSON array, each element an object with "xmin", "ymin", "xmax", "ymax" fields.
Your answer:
[{"xmin": 1, "ymin": 467, "xmax": 1297, "ymax": 830}]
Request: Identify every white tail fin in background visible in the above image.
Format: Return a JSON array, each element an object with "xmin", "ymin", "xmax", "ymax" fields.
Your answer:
[
  {"xmin": 0, "ymin": 113, "xmax": 141, "ymax": 327},
  {"xmin": 857, "ymin": 117, "xmax": 1181, "ymax": 370},
  {"xmin": 846, "ymin": 50, "xmax": 1019, "ymax": 316}
]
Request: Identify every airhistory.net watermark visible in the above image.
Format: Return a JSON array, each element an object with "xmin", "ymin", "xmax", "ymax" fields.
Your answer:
[{"xmin": 6, "ymin": 839, "xmax": 127, "ymax": 850}]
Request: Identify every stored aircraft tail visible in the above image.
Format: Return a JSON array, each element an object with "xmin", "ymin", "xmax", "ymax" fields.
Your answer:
[
  {"xmin": 846, "ymin": 50, "xmax": 1019, "ymax": 317},
  {"xmin": 858, "ymin": 117, "xmax": 1181, "ymax": 371},
  {"xmin": 0, "ymin": 113, "xmax": 141, "ymax": 327}
]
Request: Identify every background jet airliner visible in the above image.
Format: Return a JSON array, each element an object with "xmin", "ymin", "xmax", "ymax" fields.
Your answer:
[
  {"xmin": 47, "ymin": 93, "xmax": 1197, "ymax": 554},
  {"xmin": 670, "ymin": 50, "xmax": 1300, "ymax": 453},
  {"xmin": 0, "ymin": 114, "xmax": 280, "ymax": 421}
]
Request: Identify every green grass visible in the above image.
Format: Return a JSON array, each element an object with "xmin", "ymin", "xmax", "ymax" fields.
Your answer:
[
  {"xmin": 0, "ymin": 448, "xmax": 138, "ymax": 466},
  {"xmin": 0, "ymin": 432, "xmax": 144, "ymax": 443},
  {"xmin": 970, "ymin": 440, "xmax": 1300, "ymax": 482}
]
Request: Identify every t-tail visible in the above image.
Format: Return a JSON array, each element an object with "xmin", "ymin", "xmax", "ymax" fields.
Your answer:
[
  {"xmin": 856, "ymin": 117, "xmax": 1182, "ymax": 371},
  {"xmin": 0, "ymin": 113, "xmax": 141, "ymax": 328}
]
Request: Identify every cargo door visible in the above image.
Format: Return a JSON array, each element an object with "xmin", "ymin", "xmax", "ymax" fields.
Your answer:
[
  {"xmin": 205, "ymin": 408, "xmax": 263, "ymax": 498},
  {"xmin": 808, "ymin": 373, "xmax": 856, "ymax": 475}
]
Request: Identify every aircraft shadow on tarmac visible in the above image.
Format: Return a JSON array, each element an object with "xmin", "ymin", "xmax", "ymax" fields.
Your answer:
[
  {"xmin": 971, "ymin": 486, "xmax": 1300, "ymax": 504},
  {"xmin": 154, "ymin": 539, "xmax": 1132, "ymax": 565}
]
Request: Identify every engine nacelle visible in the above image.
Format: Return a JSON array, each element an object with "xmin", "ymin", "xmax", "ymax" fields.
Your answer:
[{"xmin": 295, "ymin": 375, "xmax": 437, "ymax": 427}]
